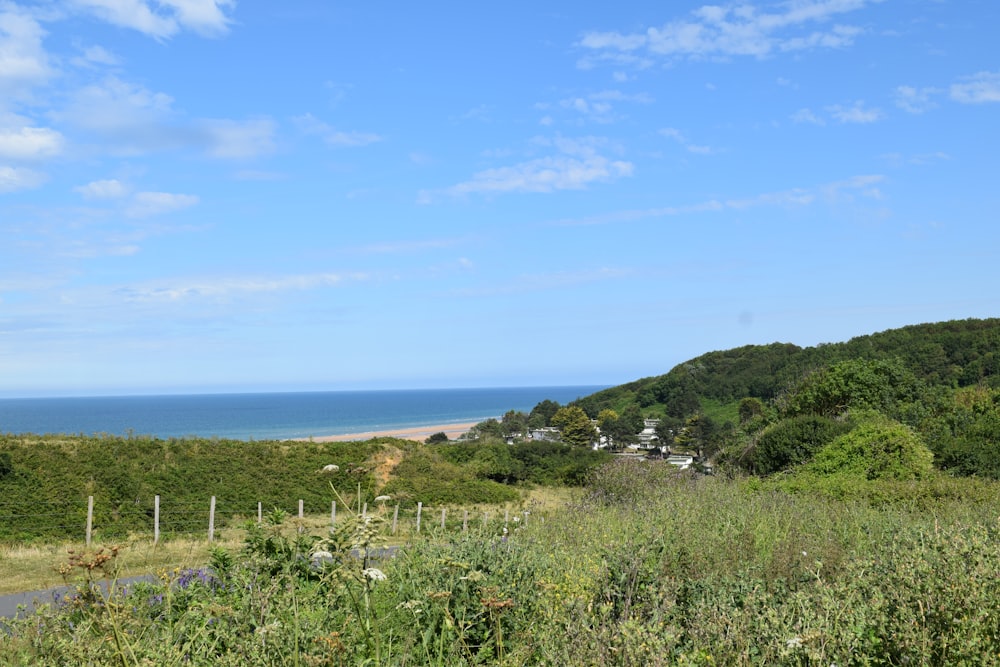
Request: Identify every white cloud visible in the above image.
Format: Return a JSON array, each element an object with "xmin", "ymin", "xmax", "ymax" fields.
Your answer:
[
  {"xmin": 118, "ymin": 271, "xmax": 361, "ymax": 303},
  {"xmin": 293, "ymin": 113, "xmax": 383, "ymax": 147},
  {"xmin": 579, "ymin": 0, "xmax": 878, "ymax": 63},
  {"xmin": 430, "ymin": 136, "xmax": 633, "ymax": 199},
  {"xmin": 0, "ymin": 125, "xmax": 64, "ymax": 160},
  {"xmin": 74, "ymin": 178, "xmax": 130, "ymax": 199},
  {"xmin": 201, "ymin": 118, "xmax": 276, "ymax": 158},
  {"xmin": 54, "ymin": 75, "xmax": 177, "ymax": 150},
  {"xmin": 0, "ymin": 6, "xmax": 55, "ymax": 95},
  {"xmin": 660, "ymin": 127, "xmax": 715, "ymax": 154},
  {"xmin": 950, "ymin": 71, "xmax": 1000, "ymax": 104},
  {"xmin": 827, "ymin": 101, "xmax": 883, "ymax": 123},
  {"xmin": 553, "ymin": 174, "xmax": 884, "ymax": 225},
  {"xmin": 126, "ymin": 191, "xmax": 199, "ymax": 217},
  {"xmin": 894, "ymin": 85, "xmax": 939, "ymax": 113},
  {"xmin": 70, "ymin": 0, "xmax": 234, "ymax": 39},
  {"xmin": 791, "ymin": 107, "xmax": 825, "ymax": 125},
  {"xmin": 0, "ymin": 164, "xmax": 46, "ymax": 191}
]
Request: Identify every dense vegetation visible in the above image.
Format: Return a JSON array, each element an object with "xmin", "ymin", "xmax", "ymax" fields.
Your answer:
[
  {"xmin": 0, "ymin": 433, "xmax": 608, "ymax": 542},
  {"xmin": 558, "ymin": 318, "xmax": 1000, "ymax": 482},
  {"xmin": 5, "ymin": 461, "xmax": 1000, "ymax": 665},
  {"xmin": 5, "ymin": 317, "xmax": 1000, "ymax": 663}
]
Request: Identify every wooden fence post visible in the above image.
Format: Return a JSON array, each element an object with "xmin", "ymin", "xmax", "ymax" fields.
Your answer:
[
  {"xmin": 416, "ymin": 501, "xmax": 423, "ymax": 533},
  {"xmin": 154, "ymin": 495, "xmax": 160, "ymax": 545},
  {"xmin": 463, "ymin": 509, "xmax": 468, "ymax": 532},
  {"xmin": 482, "ymin": 512, "xmax": 488, "ymax": 529},
  {"xmin": 258, "ymin": 502, "xmax": 262, "ymax": 523},
  {"xmin": 86, "ymin": 496, "xmax": 94, "ymax": 546},
  {"xmin": 331, "ymin": 501, "xmax": 337, "ymax": 529},
  {"xmin": 440, "ymin": 508, "xmax": 446, "ymax": 530},
  {"xmin": 208, "ymin": 496, "xmax": 216, "ymax": 542},
  {"xmin": 392, "ymin": 505, "xmax": 399, "ymax": 535},
  {"xmin": 362, "ymin": 503, "xmax": 367, "ymax": 520}
]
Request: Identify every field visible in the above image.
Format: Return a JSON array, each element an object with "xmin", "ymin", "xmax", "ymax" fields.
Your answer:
[{"xmin": 4, "ymin": 460, "xmax": 1000, "ymax": 665}]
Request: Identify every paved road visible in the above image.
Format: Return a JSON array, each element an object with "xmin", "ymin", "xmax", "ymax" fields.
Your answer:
[
  {"xmin": 0, "ymin": 576, "xmax": 154, "ymax": 620},
  {"xmin": 0, "ymin": 546, "xmax": 399, "ymax": 620}
]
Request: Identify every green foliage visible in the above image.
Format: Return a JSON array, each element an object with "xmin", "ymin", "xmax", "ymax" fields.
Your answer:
[
  {"xmin": 527, "ymin": 399, "xmax": 561, "ymax": 429},
  {"xmin": 424, "ymin": 431, "xmax": 449, "ymax": 444},
  {"xmin": 550, "ymin": 406, "xmax": 597, "ymax": 448},
  {"xmin": 8, "ymin": 471, "xmax": 1000, "ymax": 665},
  {"xmin": 379, "ymin": 447, "xmax": 518, "ymax": 506},
  {"xmin": 782, "ymin": 357, "xmax": 924, "ymax": 419},
  {"xmin": 439, "ymin": 440, "xmax": 611, "ymax": 486},
  {"xmin": 751, "ymin": 414, "xmax": 852, "ymax": 475},
  {"xmin": 803, "ymin": 415, "xmax": 934, "ymax": 481}
]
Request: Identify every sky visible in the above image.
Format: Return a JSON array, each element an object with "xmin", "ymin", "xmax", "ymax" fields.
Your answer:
[{"xmin": 1, "ymin": 0, "xmax": 998, "ymax": 397}]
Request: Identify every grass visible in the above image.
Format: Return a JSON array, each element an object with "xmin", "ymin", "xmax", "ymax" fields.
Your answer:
[
  {"xmin": 7, "ymin": 466, "xmax": 1000, "ymax": 664},
  {"xmin": 0, "ymin": 488, "xmax": 569, "ymax": 596}
]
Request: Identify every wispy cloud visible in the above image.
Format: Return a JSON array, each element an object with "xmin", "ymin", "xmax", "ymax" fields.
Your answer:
[
  {"xmin": 293, "ymin": 113, "xmax": 383, "ymax": 147},
  {"xmin": 660, "ymin": 127, "xmax": 715, "ymax": 154},
  {"xmin": 0, "ymin": 125, "xmax": 64, "ymax": 160},
  {"xmin": 200, "ymin": 118, "xmax": 276, "ymax": 158},
  {"xmin": 894, "ymin": 85, "xmax": 939, "ymax": 113},
  {"xmin": 74, "ymin": 178, "xmax": 130, "ymax": 199},
  {"xmin": 578, "ymin": 0, "xmax": 879, "ymax": 66},
  {"xmin": 125, "ymin": 191, "xmax": 199, "ymax": 217},
  {"xmin": 116, "ymin": 271, "xmax": 366, "ymax": 303},
  {"xmin": 826, "ymin": 100, "xmax": 883, "ymax": 123},
  {"xmin": 950, "ymin": 71, "xmax": 1000, "ymax": 104},
  {"xmin": 424, "ymin": 136, "xmax": 633, "ymax": 201},
  {"xmin": 0, "ymin": 164, "xmax": 46, "ymax": 192},
  {"xmin": 553, "ymin": 174, "xmax": 885, "ymax": 225},
  {"xmin": 0, "ymin": 5, "xmax": 55, "ymax": 97},
  {"xmin": 70, "ymin": 0, "xmax": 235, "ymax": 40},
  {"xmin": 556, "ymin": 89, "xmax": 653, "ymax": 123}
]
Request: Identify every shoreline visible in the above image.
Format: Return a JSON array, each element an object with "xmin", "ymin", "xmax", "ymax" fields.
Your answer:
[{"xmin": 299, "ymin": 421, "xmax": 482, "ymax": 443}]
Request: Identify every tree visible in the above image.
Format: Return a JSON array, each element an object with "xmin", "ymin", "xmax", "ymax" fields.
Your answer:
[
  {"xmin": 424, "ymin": 431, "xmax": 449, "ymax": 444},
  {"xmin": 528, "ymin": 400, "xmax": 562, "ymax": 429},
  {"xmin": 501, "ymin": 410, "xmax": 528, "ymax": 441},
  {"xmin": 551, "ymin": 406, "xmax": 598, "ymax": 448}
]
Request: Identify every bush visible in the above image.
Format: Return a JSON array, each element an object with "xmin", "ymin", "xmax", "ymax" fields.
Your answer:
[
  {"xmin": 804, "ymin": 414, "xmax": 934, "ymax": 481},
  {"xmin": 751, "ymin": 414, "xmax": 852, "ymax": 475}
]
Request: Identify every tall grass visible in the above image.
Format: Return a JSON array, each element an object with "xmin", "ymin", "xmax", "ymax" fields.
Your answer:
[{"xmin": 5, "ymin": 461, "xmax": 1000, "ymax": 665}]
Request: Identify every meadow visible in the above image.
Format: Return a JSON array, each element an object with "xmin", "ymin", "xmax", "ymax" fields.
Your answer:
[{"xmin": 4, "ymin": 459, "xmax": 1000, "ymax": 666}]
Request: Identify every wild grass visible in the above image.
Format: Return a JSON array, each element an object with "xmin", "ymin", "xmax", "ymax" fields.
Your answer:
[{"xmin": 5, "ymin": 462, "xmax": 1000, "ymax": 665}]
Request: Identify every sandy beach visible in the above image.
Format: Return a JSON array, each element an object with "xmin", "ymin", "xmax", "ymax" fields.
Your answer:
[{"xmin": 302, "ymin": 421, "xmax": 481, "ymax": 443}]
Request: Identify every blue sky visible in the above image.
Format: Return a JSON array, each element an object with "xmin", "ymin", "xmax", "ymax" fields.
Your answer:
[{"xmin": 1, "ymin": 0, "xmax": 998, "ymax": 397}]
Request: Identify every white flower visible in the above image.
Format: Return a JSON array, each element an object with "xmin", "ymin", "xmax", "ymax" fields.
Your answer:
[
  {"xmin": 786, "ymin": 636, "xmax": 803, "ymax": 649},
  {"xmin": 362, "ymin": 567, "xmax": 387, "ymax": 581},
  {"xmin": 374, "ymin": 495, "xmax": 392, "ymax": 503},
  {"xmin": 311, "ymin": 550, "xmax": 333, "ymax": 560}
]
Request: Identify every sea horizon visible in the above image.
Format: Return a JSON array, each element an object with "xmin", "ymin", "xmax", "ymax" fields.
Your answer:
[{"xmin": 0, "ymin": 385, "xmax": 607, "ymax": 442}]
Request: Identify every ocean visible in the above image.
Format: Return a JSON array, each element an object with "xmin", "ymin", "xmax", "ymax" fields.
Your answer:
[{"xmin": 0, "ymin": 386, "xmax": 605, "ymax": 441}]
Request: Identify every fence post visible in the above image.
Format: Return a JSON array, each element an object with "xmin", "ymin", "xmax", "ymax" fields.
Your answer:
[
  {"xmin": 86, "ymin": 496, "xmax": 94, "ymax": 546},
  {"xmin": 208, "ymin": 496, "xmax": 216, "ymax": 542},
  {"xmin": 392, "ymin": 505, "xmax": 399, "ymax": 535},
  {"xmin": 463, "ymin": 509, "xmax": 468, "ymax": 532},
  {"xmin": 258, "ymin": 502, "xmax": 262, "ymax": 524},
  {"xmin": 331, "ymin": 501, "xmax": 337, "ymax": 530},
  {"xmin": 416, "ymin": 502, "xmax": 423, "ymax": 533},
  {"xmin": 362, "ymin": 503, "xmax": 367, "ymax": 520},
  {"xmin": 154, "ymin": 495, "xmax": 160, "ymax": 545},
  {"xmin": 440, "ymin": 508, "xmax": 446, "ymax": 530},
  {"xmin": 504, "ymin": 508, "xmax": 509, "ymax": 526},
  {"xmin": 482, "ymin": 512, "xmax": 488, "ymax": 529}
]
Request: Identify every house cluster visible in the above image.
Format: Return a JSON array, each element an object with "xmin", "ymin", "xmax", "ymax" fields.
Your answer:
[{"xmin": 529, "ymin": 418, "xmax": 698, "ymax": 471}]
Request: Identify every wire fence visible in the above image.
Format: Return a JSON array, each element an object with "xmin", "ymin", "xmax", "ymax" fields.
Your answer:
[{"xmin": 0, "ymin": 496, "xmax": 532, "ymax": 545}]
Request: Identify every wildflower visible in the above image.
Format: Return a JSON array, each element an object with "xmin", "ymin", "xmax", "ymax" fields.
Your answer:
[
  {"xmin": 311, "ymin": 550, "xmax": 333, "ymax": 561},
  {"xmin": 362, "ymin": 567, "xmax": 387, "ymax": 581},
  {"xmin": 786, "ymin": 636, "xmax": 803, "ymax": 649},
  {"xmin": 373, "ymin": 495, "xmax": 391, "ymax": 503}
]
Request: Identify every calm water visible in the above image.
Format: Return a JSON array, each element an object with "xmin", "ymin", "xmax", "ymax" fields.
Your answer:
[{"xmin": 0, "ymin": 386, "xmax": 604, "ymax": 441}]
